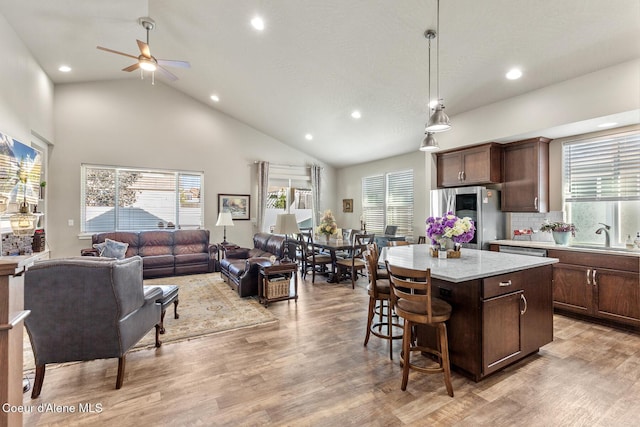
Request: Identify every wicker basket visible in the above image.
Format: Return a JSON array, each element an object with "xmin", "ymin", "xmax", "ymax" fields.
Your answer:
[
  {"xmin": 266, "ymin": 279, "xmax": 290, "ymax": 298},
  {"xmin": 430, "ymin": 248, "xmax": 461, "ymax": 258}
]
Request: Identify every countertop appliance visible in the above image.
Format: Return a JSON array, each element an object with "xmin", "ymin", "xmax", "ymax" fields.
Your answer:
[{"xmin": 430, "ymin": 186, "xmax": 505, "ymax": 250}]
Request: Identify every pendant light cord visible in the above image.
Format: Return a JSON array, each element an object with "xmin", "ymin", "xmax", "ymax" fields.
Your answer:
[{"xmin": 436, "ymin": 0, "xmax": 440, "ymax": 103}]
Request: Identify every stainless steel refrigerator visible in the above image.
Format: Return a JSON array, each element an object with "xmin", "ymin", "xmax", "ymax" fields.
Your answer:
[{"xmin": 429, "ymin": 186, "xmax": 505, "ymax": 250}]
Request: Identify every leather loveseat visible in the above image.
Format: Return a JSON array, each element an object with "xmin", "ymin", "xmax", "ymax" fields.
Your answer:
[
  {"xmin": 220, "ymin": 232, "xmax": 286, "ymax": 297},
  {"xmin": 82, "ymin": 229, "xmax": 217, "ymax": 278}
]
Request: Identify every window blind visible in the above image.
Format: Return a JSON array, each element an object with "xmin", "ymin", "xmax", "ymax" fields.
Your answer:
[
  {"xmin": 362, "ymin": 174, "xmax": 385, "ymax": 233},
  {"xmin": 386, "ymin": 170, "xmax": 414, "ymax": 236},
  {"xmin": 563, "ymin": 131, "xmax": 640, "ymax": 202},
  {"xmin": 82, "ymin": 165, "xmax": 203, "ymax": 233}
]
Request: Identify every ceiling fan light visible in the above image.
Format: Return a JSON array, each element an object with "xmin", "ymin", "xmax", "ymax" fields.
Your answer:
[
  {"xmin": 139, "ymin": 58, "xmax": 157, "ymax": 71},
  {"xmin": 419, "ymin": 132, "xmax": 439, "ymax": 151},
  {"xmin": 426, "ymin": 104, "xmax": 451, "ymax": 132}
]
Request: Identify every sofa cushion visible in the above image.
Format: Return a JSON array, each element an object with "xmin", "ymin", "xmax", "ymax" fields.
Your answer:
[
  {"xmin": 252, "ymin": 233, "xmax": 272, "ymax": 251},
  {"xmin": 93, "ymin": 238, "xmax": 129, "ymax": 259},
  {"xmin": 265, "ymin": 235, "xmax": 286, "ymax": 258},
  {"xmin": 142, "ymin": 255, "xmax": 175, "ymax": 269},
  {"xmin": 139, "ymin": 231, "xmax": 174, "ymax": 256},
  {"xmin": 226, "ymin": 260, "xmax": 247, "ymax": 277},
  {"xmin": 175, "ymin": 253, "xmax": 209, "ymax": 265},
  {"xmin": 174, "ymin": 230, "xmax": 209, "ymax": 255},
  {"xmin": 92, "ymin": 232, "xmax": 140, "ymax": 257}
]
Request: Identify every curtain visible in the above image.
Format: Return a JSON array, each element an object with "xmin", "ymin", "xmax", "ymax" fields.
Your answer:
[
  {"xmin": 256, "ymin": 161, "xmax": 269, "ymax": 231},
  {"xmin": 311, "ymin": 164, "xmax": 322, "ymax": 226}
]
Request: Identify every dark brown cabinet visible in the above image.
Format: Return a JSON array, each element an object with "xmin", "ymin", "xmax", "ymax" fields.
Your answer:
[
  {"xmin": 501, "ymin": 137, "xmax": 550, "ymax": 212},
  {"xmin": 420, "ymin": 265, "xmax": 553, "ymax": 381},
  {"xmin": 436, "ymin": 143, "xmax": 502, "ymax": 188},
  {"xmin": 548, "ymin": 249, "xmax": 640, "ymax": 327}
]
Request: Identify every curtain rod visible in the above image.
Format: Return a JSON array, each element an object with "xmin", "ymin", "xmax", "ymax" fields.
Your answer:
[{"xmin": 250, "ymin": 161, "xmax": 323, "ymax": 170}]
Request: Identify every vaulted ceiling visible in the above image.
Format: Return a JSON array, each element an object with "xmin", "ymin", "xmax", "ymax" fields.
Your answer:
[{"xmin": 1, "ymin": 0, "xmax": 639, "ymax": 167}]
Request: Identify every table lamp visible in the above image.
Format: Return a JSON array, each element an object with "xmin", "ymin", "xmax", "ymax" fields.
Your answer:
[
  {"xmin": 274, "ymin": 213, "xmax": 300, "ymax": 263},
  {"xmin": 216, "ymin": 211, "xmax": 234, "ymax": 245}
]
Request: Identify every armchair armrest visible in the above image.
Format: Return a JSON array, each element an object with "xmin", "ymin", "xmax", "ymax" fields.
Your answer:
[
  {"xmin": 143, "ymin": 286, "xmax": 163, "ymax": 304},
  {"xmin": 224, "ymin": 247, "xmax": 251, "ymax": 259}
]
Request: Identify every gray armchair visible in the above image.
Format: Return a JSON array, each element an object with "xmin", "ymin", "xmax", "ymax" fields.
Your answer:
[{"xmin": 24, "ymin": 256, "xmax": 163, "ymax": 398}]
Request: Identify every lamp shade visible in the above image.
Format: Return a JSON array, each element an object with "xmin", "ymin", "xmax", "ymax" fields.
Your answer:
[
  {"xmin": 274, "ymin": 213, "xmax": 300, "ymax": 235},
  {"xmin": 215, "ymin": 211, "xmax": 234, "ymax": 227},
  {"xmin": 426, "ymin": 104, "xmax": 451, "ymax": 132},
  {"xmin": 419, "ymin": 132, "xmax": 439, "ymax": 151}
]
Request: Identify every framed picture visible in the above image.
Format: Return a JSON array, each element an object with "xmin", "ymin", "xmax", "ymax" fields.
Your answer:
[
  {"xmin": 342, "ymin": 198, "xmax": 353, "ymax": 213},
  {"xmin": 218, "ymin": 194, "xmax": 250, "ymax": 220}
]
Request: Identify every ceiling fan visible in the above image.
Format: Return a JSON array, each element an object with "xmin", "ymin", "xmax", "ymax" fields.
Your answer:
[{"xmin": 97, "ymin": 17, "xmax": 190, "ymax": 82}]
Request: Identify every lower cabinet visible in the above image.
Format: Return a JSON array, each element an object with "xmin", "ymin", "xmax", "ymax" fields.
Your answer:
[
  {"xmin": 418, "ymin": 265, "xmax": 553, "ymax": 381},
  {"xmin": 548, "ymin": 249, "xmax": 640, "ymax": 328}
]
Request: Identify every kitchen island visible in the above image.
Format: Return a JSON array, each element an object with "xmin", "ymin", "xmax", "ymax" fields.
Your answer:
[{"xmin": 381, "ymin": 245, "xmax": 558, "ymax": 381}]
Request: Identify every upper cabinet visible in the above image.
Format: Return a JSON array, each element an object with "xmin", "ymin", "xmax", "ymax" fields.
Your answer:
[
  {"xmin": 436, "ymin": 143, "xmax": 502, "ymax": 188},
  {"xmin": 501, "ymin": 137, "xmax": 551, "ymax": 212}
]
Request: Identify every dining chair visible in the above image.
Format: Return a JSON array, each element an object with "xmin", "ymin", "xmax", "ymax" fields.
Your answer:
[
  {"xmin": 335, "ymin": 233, "xmax": 374, "ymax": 288},
  {"xmin": 363, "ymin": 245, "xmax": 402, "ymax": 359},
  {"xmin": 300, "ymin": 232, "xmax": 332, "ymax": 283},
  {"xmin": 385, "ymin": 261, "xmax": 454, "ymax": 396}
]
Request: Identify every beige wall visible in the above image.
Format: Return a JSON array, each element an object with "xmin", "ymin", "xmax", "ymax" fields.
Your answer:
[
  {"xmin": 335, "ymin": 150, "xmax": 428, "ymax": 241},
  {"xmin": 51, "ymin": 79, "xmax": 334, "ymax": 257}
]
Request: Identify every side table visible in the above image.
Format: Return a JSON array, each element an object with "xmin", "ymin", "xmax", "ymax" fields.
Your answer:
[{"xmin": 259, "ymin": 262, "xmax": 298, "ymax": 307}]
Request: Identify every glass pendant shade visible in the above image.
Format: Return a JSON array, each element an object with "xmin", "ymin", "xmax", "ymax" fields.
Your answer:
[
  {"xmin": 419, "ymin": 132, "xmax": 439, "ymax": 151},
  {"xmin": 426, "ymin": 104, "xmax": 451, "ymax": 132}
]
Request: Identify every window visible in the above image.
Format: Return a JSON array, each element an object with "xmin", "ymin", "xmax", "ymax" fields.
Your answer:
[
  {"xmin": 563, "ymin": 130, "xmax": 640, "ymax": 246},
  {"xmin": 362, "ymin": 169, "xmax": 414, "ymax": 236},
  {"xmin": 262, "ymin": 164, "xmax": 313, "ymax": 232},
  {"xmin": 81, "ymin": 165, "xmax": 203, "ymax": 233}
]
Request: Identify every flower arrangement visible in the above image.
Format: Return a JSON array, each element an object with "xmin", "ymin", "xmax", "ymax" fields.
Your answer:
[
  {"xmin": 540, "ymin": 221, "xmax": 577, "ymax": 237},
  {"xmin": 317, "ymin": 209, "xmax": 337, "ymax": 236},
  {"xmin": 426, "ymin": 212, "xmax": 476, "ymax": 248}
]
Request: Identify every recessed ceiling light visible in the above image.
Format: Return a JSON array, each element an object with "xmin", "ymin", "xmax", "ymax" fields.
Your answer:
[
  {"xmin": 251, "ymin": 16, "xmax": 265, "ymax": 31},
  {"xmin": 351, "ymin": 110, "xmax": 362, "ymax": 119},
  {"xmin": 597, "ymin": 122, "xmax": 618, "ymax": 128},
  {"xmin": 505, "ymin": 68, "xmax": 522, "ymax": 80},
  {"xmin": 58, "ymin": 65, "xmax": 71, "ymax": 72},
  {"xmin": 210, "ymin": 94, "xmax": 220, "ymax": 102},
  {"xmin": 305, "ymin": 134, "xmax": 313, "ymax": 141}
]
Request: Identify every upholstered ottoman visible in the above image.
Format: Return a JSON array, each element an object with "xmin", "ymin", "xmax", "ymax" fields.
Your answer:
[{"xmin": 150, "ymin": 285, "xmax": 180, "ymax": 334}]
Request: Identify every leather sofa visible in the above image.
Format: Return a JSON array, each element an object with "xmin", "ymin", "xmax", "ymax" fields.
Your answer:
[
  {"xmin": 220, "ymin": 232, "xmax": 286, "ymax": 297},
  {"xmin": 82, "ymin": 229, "xmax": 217, "ymax": 278}
]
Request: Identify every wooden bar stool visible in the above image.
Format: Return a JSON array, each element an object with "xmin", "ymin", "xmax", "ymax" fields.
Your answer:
[
  {"xmin": 363, "ymin": 246, "xmax": 402, "ymax": 359},
  {"xmin": 385, "ymin": 261, "xmax": 454, "ymax": 396}
]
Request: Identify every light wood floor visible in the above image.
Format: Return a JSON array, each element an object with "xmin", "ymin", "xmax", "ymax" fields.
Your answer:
[{"xmin": 22, "ymin": 273, "xmax": 640, "ymax": 426}]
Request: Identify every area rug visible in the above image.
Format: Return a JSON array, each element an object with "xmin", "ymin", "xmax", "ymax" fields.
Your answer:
[{"xmin": 23, "ymin": 272, "xmax": 278, "ymax": 372}]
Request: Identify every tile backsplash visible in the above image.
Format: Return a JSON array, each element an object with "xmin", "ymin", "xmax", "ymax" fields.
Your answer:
[
  {"xmin": 508, "ymin": 211, "xmax": 564, "ymax": 242},
  {"xmin": 1, "ymin": 232, "xmax": 34, "ymax": 256}
]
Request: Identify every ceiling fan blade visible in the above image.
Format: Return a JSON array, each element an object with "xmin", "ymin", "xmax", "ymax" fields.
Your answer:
[
  {"xmin": 137, "ymin": 40, "xmax": 151, "ymax": 58},
  {"xmin": 157, "ymin": 59, "xmax": 191, "ymax": 69},
  {"xmin": 97, "ymin": 46, "xmax": 138, "ymax": 60},
  {"xmin": 122, "ymin": 63, "xmax": 140, "ymax": 72},
  {"xmin": 157, "ymin": 66, "xmax": 178, "ymax": 81}
]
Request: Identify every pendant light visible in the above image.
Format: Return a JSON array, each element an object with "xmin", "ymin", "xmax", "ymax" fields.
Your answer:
[
  {"xmin": 425, "ymin": 0, "xmax": 451, "ymax": 133},
  {"xmin": 420, "ymin": 29, "xmax": 439, "ymax": 151}
]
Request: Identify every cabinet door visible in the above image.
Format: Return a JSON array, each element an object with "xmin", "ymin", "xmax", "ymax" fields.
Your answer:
[
  {"xmin": 461, "ymin": 147, "xmax": 496, "ymax": 185},
  {"xmin": 552, "ymin": 263, "xmax": 593, "ymax": 314},
  {"xmin": 437, "ymin": 152, "xmax": 462, "ymax": 187},
  {"xmin": 520, "ymin": 265, "xmax": 553, "ymax": 355},
  {"xmin": 594, "ymin": 268, "xmax": 640, "ymax": 326},
  {"xmin": 482, "ymin": 291, "xmax": 523, "ymax": 376},
  {"xmin": 501, "ymin": 138, "xmax": 549, "ymax": 212}
]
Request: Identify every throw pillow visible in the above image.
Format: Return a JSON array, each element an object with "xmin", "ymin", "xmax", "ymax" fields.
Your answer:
[{"xmin": 93, "ymin": 238, "xmax": 129, "ymax": 259}]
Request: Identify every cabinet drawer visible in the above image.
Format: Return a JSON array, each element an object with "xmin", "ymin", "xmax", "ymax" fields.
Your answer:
[{"xmin": 483, "ymin": 270, "xmax": 526, "ymax": 299}]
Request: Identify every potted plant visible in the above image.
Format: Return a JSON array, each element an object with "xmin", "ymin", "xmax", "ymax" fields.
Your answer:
[
  {"xmin": 426, "ymin": 212, "xmax": 476, "ymax": 257},
  {"xmin": 540, "ymin": 221, "xmax": 577, "ymax": 245}
]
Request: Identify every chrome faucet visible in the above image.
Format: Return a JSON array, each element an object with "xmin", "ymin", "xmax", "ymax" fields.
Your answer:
[{"xmin": 595, "ymin": 223, "xmax": 611, "ymax": 247}]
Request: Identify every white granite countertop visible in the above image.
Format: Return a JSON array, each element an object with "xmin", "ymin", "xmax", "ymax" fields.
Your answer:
[
  {"xmin": 380, "ymin": 245, "xmax": 558, "ymax": 283},
  {"xmin": 490, "ymin": 240, "xmax": 640, "ymax": 257}
]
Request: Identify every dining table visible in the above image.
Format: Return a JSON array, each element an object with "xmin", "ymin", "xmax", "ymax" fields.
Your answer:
[{"xmin": 312, "ymin": 239, "xmax": 355, "ymax": 283}]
